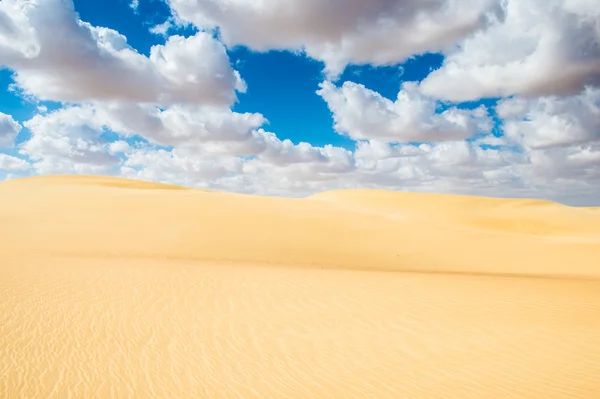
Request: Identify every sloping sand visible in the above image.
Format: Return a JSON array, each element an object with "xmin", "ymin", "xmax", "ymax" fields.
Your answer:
[{"xmin": 1, "ymin": 175, "xmax": 600, "ymax": 398}]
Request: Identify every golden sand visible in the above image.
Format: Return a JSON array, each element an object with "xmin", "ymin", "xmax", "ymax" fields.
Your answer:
[{"xmin": 1, "ymin": 175, "xmax": 600, "ymax": 398}]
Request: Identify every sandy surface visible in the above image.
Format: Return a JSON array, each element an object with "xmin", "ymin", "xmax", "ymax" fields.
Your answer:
[{"xmin": 1, "ymin": 175, "xmax": 600, "ymax": 398}]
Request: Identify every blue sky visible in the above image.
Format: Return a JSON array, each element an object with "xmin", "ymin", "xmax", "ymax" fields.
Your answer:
[
  {"xmin": 0, "ymin": 0, "xmax": 598, "ymax": 204},
  {"xmin": 69, "ymin": 0, "xmax": 448, "ymax": 150},
  {"xmin": 3, "ymin": 0, "xmax": 441, "ymax": 149}
]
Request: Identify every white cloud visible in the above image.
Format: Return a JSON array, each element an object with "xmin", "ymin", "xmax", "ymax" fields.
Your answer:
[
  {"xmin": 165, "ymin": 0, "xmax": 499, "ymax": 77},
  {"xmin": 352, "ymin": 140, "xmax": 522, "ymax": 190},
  {"xmin": 150, "ymin": 13, "xmax": 189, "ymax": 38},
  {"xmin": 254, "ymin": 130, "xmax": 353, "ymax": 169},
  {"xmin": 518, "ymin": 144, "xmax": 600, "ymax": 202},
  {"xmin": 20, "ymin": 106, "xmax": 120, "ymax": 175},
  {"xmin": 10, "ymin": 102, "xmax": 599, "ymax": 205},
  {"xmin": 150, "ymin": 19, "xmax": 173, "ymax": 37},
  {"xmin": 95, "ymin": 103, "xmax": 266, "ymax": 151},
  {"xmin": 130, "ymin": 0, "xmax": 139, "ymax": 11},
  {"xmin": 0, "ymin": 112, "xmax": 21, "ymax": 147},
  {"xmin": 354, "ymin": 141, "xmax": 427, "ymax": 160},
  {"xmin": 420, "ymin": 0, "xmax": 600, "ymax": 101},
  {"xmin": 107, "ymin": 127, "xmax": 600, "ymax": 205},
  {"xmin": 12, "ymin": 99, "xmax": 600, "ymax": 205},
  {"xmin": 0, "ymin": 0, "xmax": 244, "ymax": 106},
  {"xmin": 122, "ymin": 147, "xmax": 244, "ymax": 184},
  {"xmin": 18, "ymin": 104, "xmax": 355, "ymax": 185},
  {"xmin": 109, "ymin": 140, "xmax": 131, "ymax": 154},
  {"xmin": 231, "ymin": 139, "xmax": 528, "ymax": 198},
  {"xmin": 95, "ymin": 102, "xmax": 357, "ymax": 168},
  {"xmin": 317, "ymin": 81, "xmax": 492, "ymax": 142},
  {"xmin": 119, "ymin": 137, "xmax": 355, "ymax": 194},
  {"xmin": 1, "ymin": 0, "xmax": 599, "ymax": 206},
  {"xmin": 498, "ymin": 87, "xmax": 600, "ymax": 149},
  {"xmin": 0, "ymin": 153, "xmax": 30, "ymax": 171}
]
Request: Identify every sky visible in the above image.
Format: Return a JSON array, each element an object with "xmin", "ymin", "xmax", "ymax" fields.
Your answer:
[{"xmin": 0, "ymin": 0, "xmax": 599, "ymax": 205}]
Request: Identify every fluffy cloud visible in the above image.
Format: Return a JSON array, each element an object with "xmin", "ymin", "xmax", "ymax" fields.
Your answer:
[
  {"xmin": 113, "ymin": 125, "xmax": 600, "ymax": 204},
  {"xmin": 0, "ymin": 112, "xmax": 21, "ymax": 147},
  {"xmin": 255, "ymin": 131, "xmax": 354, "ymax": 170},
  {"xmin": 165, "ymin": 0, "xmax": 498, "ymax": 77},
  {"xmin": 1, "ymin": 0, "xmax": 599, "ymax": 206},
  {"xmin": 525, "ymin": 145, "xmax": 600, "ymax": 180},
  {"xmin": 122, "ymin": 148, "xmax": 244, "ymax": 185},
  {"xmin": 18, "ymin": 104, "xmax": 355, "ymax": 184},
  {"xmin": 117, "ymin": 135, "xmax": 356, "ymax": 195},
  {"xmin": 0, "ymin": 0, "xmax": 244, "ymax": 106},
  {"xmin": 420, "ymin": 0, "xmax": 600, "ymax": 101},
  {"xmin": 109, "ymin": 140, "xmax": 131, "ymax": 154},
  {"xmin": 0, "ymin": 154, "xmax": 30, "ymax": 172},
  {"xmin": 354, "ymin": 141, "xmax": 429, "ymax": 162},
  {"xmin": 498, "ymin": 87, "xmax": 600, "ymax": 149},
  {"xmin": 20, "ymin": 106, "xmax": 120, "ymax": 175},
  {"xmin": 95, "ymin": 102, "xmax": 356, "ymax": 167},
  {"xmin": 353, "ymin": 140, "xmax": 522, "ymax": 189},
  {"xmin": 515, "ymin": 143, "xmax": 600, "ymax": 206},
  {"xmin": 318, "ymin": 81, "xmax": 492, "ymax": 142},
  {"xmin": 95, "ymin": 103, "xmax": 266, "ymax": 152},
  {"xmin": 12, "ymin": 103, "xmax": 600, "ymax": 204},
  {"xmin": 127, "ymin": 139, "xmax": 528, "ymax": 199}
]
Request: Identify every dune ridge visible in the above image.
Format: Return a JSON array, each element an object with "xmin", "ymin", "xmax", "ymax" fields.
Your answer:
[
  {"xmin": 1, "ymin": 175, "xmax": 599, "ymax": 279},
  {"xmin": 1, "ymin": 175, "xmax": 600, "ymax": 398}
]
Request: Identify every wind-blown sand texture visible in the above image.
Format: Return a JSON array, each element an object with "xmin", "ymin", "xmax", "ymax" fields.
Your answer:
[{"xmin": 1, "ymin": 175, "xmax": 600, "ymax": 398}]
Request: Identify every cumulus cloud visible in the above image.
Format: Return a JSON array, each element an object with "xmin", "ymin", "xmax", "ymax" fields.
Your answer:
[
  {"xmin": 94, "ymin": 102, "xmax": 356, "ymax": 167},
  {"xmin": 254, "ymin": 131, "xmax": 354, "ymax": 170},
  {"xmin": 526, "ymin": 145, "xmax": 600, "ymax": 179},
  {"xmin": 420, "ymin": 0, "xmax": 600, "ymax": 101},
  {"xmin": 516, "ymin": 143, "xmax": 600, "ymax": 206},
  {"xmin": 95, "ymin": 103, "xmax": 266, "ymax": 152},
  {"xmin": 0, "ymin": 153, "xmax": 30, "ymax": 172},
  {"xmin": 225, "ymin": 139, "xmax": 526, "ymax": 198},
  {"xmin": 109, "ymin": 140, "xmax": 131, "ymax": 154},
  {"xmin": 498, "ymin": 87, "xmax": 600, "ymax": 149},
  {"xmin": 119, "ymin": 136, "xmax": 355, "ymax": 194},
  {"xmin": 165, "ymin": 0, "xmax": 498, "ymax": 77},
  {"xmin": 18, "ymin": 104, "xmax": 355, "ymax": 184},
  {"xmin": 12, "ymin": 102, "xmax": 600, "ymax": 204},
  {"xmin": 122, "ymin": 147, "xmax": 244, "ymax": 185},
  {"xmin": 354, "ymin": 140, "xmax": 427, "ymax": 160},
  {"xmin": 20, "ymin": 106, "xmax": 120, "ymax": 175},
  {"xmin": 105, "ymin": 124, "xmax": 598, "ymax": 205},
  {"xmin": 318, "ymin": 81, "xmax": 492, "ymax": 142},
  {"xmin": 353, "ymin": 140, "xmax": 521, "ymax": 189},
  {"xmin": 0, "ymin": 112, "xmax": 21, "ymax": 147},
  {"xmin": 150, "ymin": 19, "xmax": 174, "ymax": 37},
  {"xmin": 1, "ymin": 0, "xmax": 599, "ymax": 206},
  {"xmin": 0, "ymin": 0, "xmax": 244, "ymax": 106}
]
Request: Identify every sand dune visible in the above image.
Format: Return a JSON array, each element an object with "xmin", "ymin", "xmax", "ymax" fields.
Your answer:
[{"xmin": 1, "ymin": 175, "xmax": 600, "ymax": 398}]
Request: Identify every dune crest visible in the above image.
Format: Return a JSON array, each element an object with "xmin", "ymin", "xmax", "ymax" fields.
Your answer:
[
  {"xmin": 1, "ymin": 175, "xmax": 600, "ymax": 398},
  {"xmin": 2, "ymin": 174, "xmax": 193, "ymax": 190},
  {"xmin": 1, "ymin": 175, "xmax": 599, "ymax": 278}
]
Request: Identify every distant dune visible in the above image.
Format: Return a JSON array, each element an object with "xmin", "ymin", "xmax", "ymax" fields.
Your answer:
[
  {"xmin": 2, "ymin": 175, "xmax": 599, "ymax": 278},
  {"xmin": 1, "ymin": 175, "xmax": 600, "ymax": 398}
]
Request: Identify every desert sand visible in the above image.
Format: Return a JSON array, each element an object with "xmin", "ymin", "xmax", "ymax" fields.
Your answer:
[{"xmin": 1, "ymin": 175, "xmax": 600, "ymax": 398}]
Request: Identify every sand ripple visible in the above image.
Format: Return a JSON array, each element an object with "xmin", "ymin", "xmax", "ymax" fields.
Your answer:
[
  {"xmin": 2, "ymin": 259, "xmax": 600, "ymax": 398},
  {"xmin": 1, "ymin": 176, "xmax": 600, "ymax": 398}
]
